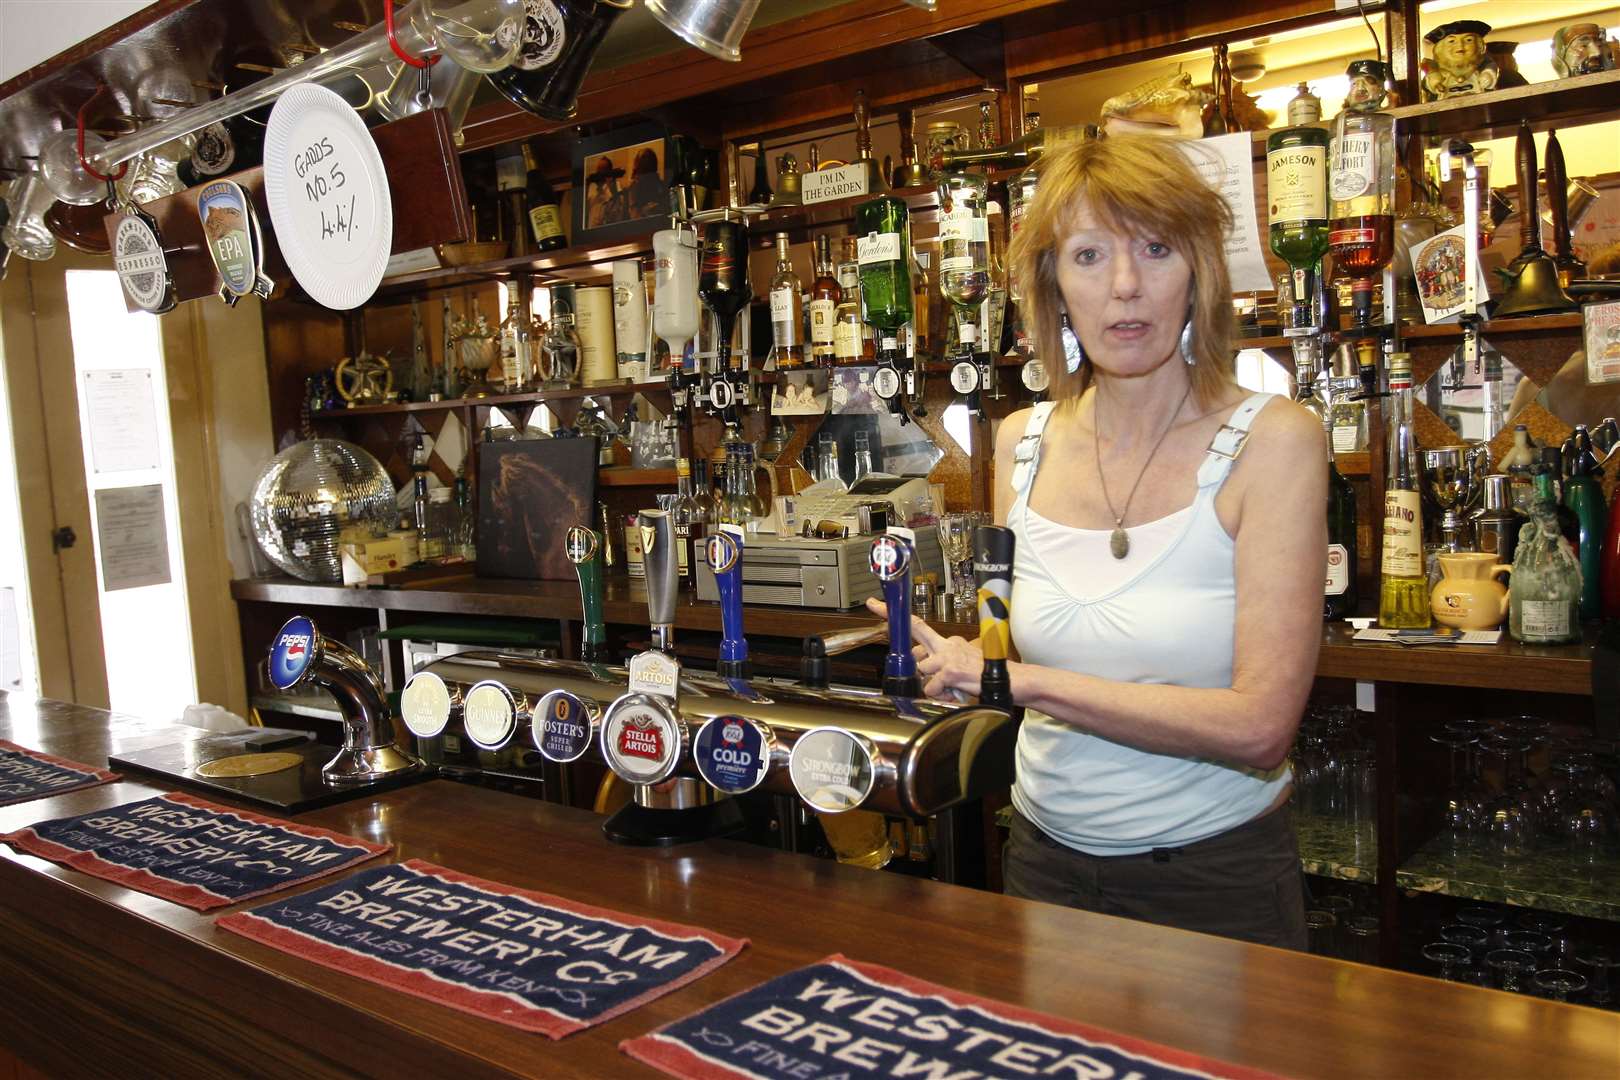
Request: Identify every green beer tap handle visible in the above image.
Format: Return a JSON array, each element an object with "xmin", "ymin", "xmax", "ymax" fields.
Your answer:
[{"xmin": 566, "ymin": 526, "xmax": 607, "ymax": 662}]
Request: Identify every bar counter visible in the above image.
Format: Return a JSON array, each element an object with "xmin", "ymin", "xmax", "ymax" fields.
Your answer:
[{"xmin": 3, "ymin": 697, "xmax": 1617, "ymax": 1079}]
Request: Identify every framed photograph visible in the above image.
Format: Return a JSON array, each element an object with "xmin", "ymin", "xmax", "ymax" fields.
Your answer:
[
  {"xmin": 573, "ymin": 122, "xmax": 669, "ymax": 244},
  {"xmin": 477, "ymin": 438, "xmax": 598, "ymax": 580}
]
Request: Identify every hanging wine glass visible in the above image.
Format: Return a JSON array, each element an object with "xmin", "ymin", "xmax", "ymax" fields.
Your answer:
[
  {"xmin": 411, "ymin": 0, "xmax": 525, "ymax": 73},
  {"xmin": 3, "ymin": 173, "xmax": 59, "ymax": 261},
  {"xmin": 38, "ymin": 128, "xmax": 112, "ymax": 206}
]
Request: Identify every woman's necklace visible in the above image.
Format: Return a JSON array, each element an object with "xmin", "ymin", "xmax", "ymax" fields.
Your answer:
[{"xmin": 1093, "ymin": 382, "xmax": 1194, "ymax": 560}]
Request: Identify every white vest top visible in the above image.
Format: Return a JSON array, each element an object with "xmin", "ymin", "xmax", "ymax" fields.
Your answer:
[{"xmin": 1007, "ymin": 393, "xmax": 1291, "ymax": 855}]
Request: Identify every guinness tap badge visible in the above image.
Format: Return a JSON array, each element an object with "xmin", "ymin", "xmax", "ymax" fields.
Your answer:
[
  {"xmin": 639, "ymin": 522, "xmax": 658, "ymax": 557},
  {"xmin": 565, "ymin": 525, "xmax": 599, "ymax": 564}
]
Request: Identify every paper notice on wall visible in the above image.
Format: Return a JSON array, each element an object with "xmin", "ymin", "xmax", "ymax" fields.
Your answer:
[
  {"xmin": 1179, "ymin": 133, "xmax": 1275, "ymax": 294},
  {"xmin": 94, "ymin": 484, "xmax": 171, "ymax": 591},
  {"xmin": 84, "ymin": 369, "xmax": 160, "ymax": 473}
]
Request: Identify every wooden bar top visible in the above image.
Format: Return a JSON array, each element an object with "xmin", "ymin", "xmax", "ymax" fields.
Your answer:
[
  {"xmin": 231, "ymin": 575, "xmax": 1597, "ymax": 695},
  {"xmin": 3, "ymin": 698, "xmax": 1617, "ymax": 1078}
]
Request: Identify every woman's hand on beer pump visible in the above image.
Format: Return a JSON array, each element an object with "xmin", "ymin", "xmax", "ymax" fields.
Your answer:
[{"xmin": 864, "ymin": 597, "xmax": 985, "ymax": 703}]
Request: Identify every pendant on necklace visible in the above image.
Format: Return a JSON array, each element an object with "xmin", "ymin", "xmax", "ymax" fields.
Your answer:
[{"xmin": 1109, "ymin": 526, "xmax": 1130, "ymax": 560}]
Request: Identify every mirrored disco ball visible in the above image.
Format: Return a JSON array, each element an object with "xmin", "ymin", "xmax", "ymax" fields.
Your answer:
[{"xmin": 250, "ymin": 440, "xmax": 395, "ymax": 582}]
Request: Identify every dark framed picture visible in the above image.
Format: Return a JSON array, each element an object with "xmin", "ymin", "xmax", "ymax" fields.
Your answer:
[
  {"xmin": 477, "ymin": 438, "xmax": 598, "ymax": 581},
  {"xmin": 572, "ymin": 122, "xmax": 669, "ymax": 244}
]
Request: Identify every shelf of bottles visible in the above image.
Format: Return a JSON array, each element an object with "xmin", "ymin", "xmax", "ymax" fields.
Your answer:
[{"xmin": 310, "ymin": 379, "xmax": 675, "ymax": 418}]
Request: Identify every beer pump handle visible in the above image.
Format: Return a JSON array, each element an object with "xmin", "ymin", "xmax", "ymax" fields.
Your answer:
[
  {"xmin": 565, "ymin": 526, "xmax": 608, "ymax": 664},
  {"xmin": 709, "ymin": 525, "xmax": 749, "ymax": 680},
  {"xmin": 640, "ymin": 510, "xmax": 679, "ymax": 653},
  {"xmin": 870, "ymin": 534, "xmax": 921, "ymax": 699},
  {"xmin": 973, "ymin": 525, "xmax": 1017, "ymax": 711}
]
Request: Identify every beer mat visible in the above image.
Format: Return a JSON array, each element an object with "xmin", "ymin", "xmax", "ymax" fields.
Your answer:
[
  {"xmin": 217, "ymin": 859, "xmax": 748, "ymax": 1038},
  {"xmin": 621, "ymin": 955, "xmax": 1284, "ymax": 1080},
  {"xmin": 0, "ymin": 791, "xmax": 389, "ymax": 911},
  {"xmin": 0, "ymin": 739, "xmax": 120, "ymax": 806}
]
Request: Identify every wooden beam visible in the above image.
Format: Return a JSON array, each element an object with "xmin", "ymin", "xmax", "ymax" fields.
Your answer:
[{"xmin": 925, "ymin": 22, "xmax": 1008, "ymax": 90}]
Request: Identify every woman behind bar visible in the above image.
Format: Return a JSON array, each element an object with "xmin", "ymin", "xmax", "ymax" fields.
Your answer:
[{"xmin": 882, "ymin": 134, "xmax": 1324, "ymax": 948}]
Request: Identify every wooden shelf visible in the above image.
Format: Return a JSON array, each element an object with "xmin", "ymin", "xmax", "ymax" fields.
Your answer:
[
  {"xmin": 311, "ymin": 380, "xmax": 672, "ymax": 418},
  {"xmin": 1335, "ymin": 451, "xmax": 1369, "ymax": 477},
  {"xmin": 599, "ymin": 467, "xmax": 676, "ymax": 487},
  {"xmin": 369, "ymin": 229, "xmax": 660, "ymax": 303},
  {"xmin": 1315, "ymin": 622, "xmax": 1594, "ymax": 696},
  {"xmin": 1389, "ymin": 67, "xmax": 1620, "ymax": 141},
  {"xmin": 1243, "ymin": 313, "xmax": 1585, "ymax": 352}
]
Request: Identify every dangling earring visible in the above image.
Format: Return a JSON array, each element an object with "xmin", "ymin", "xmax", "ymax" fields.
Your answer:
[
  {"xmin": 1060, "ymin": 310, "xmax": 1084, "ymax": 373},
  {"xmin": 1179, "ymin": 310, "xmax": 1195, "ymax": 366}
]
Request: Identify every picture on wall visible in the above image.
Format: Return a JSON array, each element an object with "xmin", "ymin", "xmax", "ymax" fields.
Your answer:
[
  {"xmin": 477, "ymin": 438, "xmax": 597, "ymax": 581},
  {"xmin": 573, "ymin": 122, "xmax": 670, "ymax": 244}
]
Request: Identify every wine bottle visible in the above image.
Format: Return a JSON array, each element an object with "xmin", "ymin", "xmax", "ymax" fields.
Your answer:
[
  {"xmin": 749, "ymin": 150, "xmax": 772, "ymax": 205},
  {"xmin": 522, "ymin": 144, "xmax": 568, "ymax": 251},
  {"xmin": 1378, "ymin": 353, "xmax": 1429, "ymax": 628},
  {"xmin": 1266, "ymin": 124, "xmax": 1330, "ymax": 332},
  {"xmin": 1326, "ymin": 425, "xmax": 1359, "ymax": 620},
  {"xmin": 1562, "ymin": 425, "xmax": 1608, "ymax": 621},
  {"xmin": 487, "ymin": 0, "xmax": 631, "ymax": 123}
]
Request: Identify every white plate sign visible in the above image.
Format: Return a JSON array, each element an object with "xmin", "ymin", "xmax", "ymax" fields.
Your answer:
[{"xmin": 264, "ymin": 84, "xmax": 393, "ymax": 310}]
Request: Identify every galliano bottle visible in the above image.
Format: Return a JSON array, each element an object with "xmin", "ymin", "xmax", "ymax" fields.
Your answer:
[{"xmin": 1379, "ymin": 354, "xmax": 1429, "ymax": 628}]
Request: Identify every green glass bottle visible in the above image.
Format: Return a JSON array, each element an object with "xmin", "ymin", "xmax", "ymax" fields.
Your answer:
[
  {"xmin": 1562, "ymin": 425, "xmax": 1608, "ymax": 621},
  {"xmin": 853, "ymin": 193, "xmax": 913, "ymax": 356},
  {"xmin": 1266, "ymin": 125, "xmax": 1330, "ymax": 330}
]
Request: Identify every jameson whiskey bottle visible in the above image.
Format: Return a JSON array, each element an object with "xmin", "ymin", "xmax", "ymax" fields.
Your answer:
[
  {"xmin": 853, "ymin": 193, "xmax": 913, "ymax": 359},
  {"xmin": 523, "ymin": 144, "xmax": 567, "ymax": 251},
  {"xmin": 808, "ymin": 234, "xmax": 840, "ymax": 366},
  {"xmin": 769, "ymin": 232, "xmax": 805, "ymax": 370},
  {"xmin": 1379, "ymin": 353, "xmax": 1429, "ymax": 628},
  {"xmin": 1266, "ymin": 124, "xmax": 1330, "ymax": 332}
]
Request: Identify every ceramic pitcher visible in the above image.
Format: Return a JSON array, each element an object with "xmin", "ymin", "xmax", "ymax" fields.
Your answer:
[{"xmin": 1431, "ymin": 551, "xmax": 1511, "ymax": 630}]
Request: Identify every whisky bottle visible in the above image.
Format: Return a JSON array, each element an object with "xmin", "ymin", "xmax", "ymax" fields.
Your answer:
[
  {"xmin": 499, "ymin": 294, "xmax": 533, "ymax": 392},
  {"xmin": 769, "ymin": 232, "xmax": 805, "ymax": 370},
  {"xmin": 523, "ymin": 144, "xmax": 568, "ymax": 251},
  {"xmin": 699, "ymin": 217, "xmax": 751, "ymax": 373},
  {"xmin": 1266, "ymin": 124, "xmax": 1330, "ymax": 333},
  {"xmin": 808, "ymin": 234, "xmax": 841, "ymax": 366},
  {"xmin": 1378, "ymin": 353, "xmax": 1429, "ymax": 628},
  {"xmin": 937, "ymin": 170, "xmax": 991, "ymax": 357},
  {"xmin": 833, "ymin": 239, "xmax": 868, "ymax": 365}
]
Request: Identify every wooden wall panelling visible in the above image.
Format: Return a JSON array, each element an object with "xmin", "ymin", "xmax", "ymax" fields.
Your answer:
[
  {"xmin": 1002, "ymin": 0, "xmax": 1345, "ymax": 82},
  {"xmin": 458, "ymin": 0, "xmax": 1077, "ymax": 152}
]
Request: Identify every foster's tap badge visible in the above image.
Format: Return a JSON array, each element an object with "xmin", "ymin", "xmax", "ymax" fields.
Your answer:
[
  {"xmin": 400, "ymin": 671, "xmax": 452, "ymax": 739},
  {"xmin": 269, "ymin": 615, "xmax": 318, "ymax": 691},
  {"xmin": 534, "ymin": 690, "xmax": 594, "ymax": 763},
  {"xmin": 693, "ymin": 715, "xmax": 770, "ymax": 795},
  {"xmin": 601, "ymin": 694, "xmax": 683, "ymax": 785},
  {"xmin": 705, "ymin": 531, "xmax": 742, "ymax": 574}
]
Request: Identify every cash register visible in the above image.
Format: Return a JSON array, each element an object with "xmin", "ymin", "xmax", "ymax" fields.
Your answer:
[{"xmin": 694, "ymin": 475, "xmax": 942, "ymax": 609}]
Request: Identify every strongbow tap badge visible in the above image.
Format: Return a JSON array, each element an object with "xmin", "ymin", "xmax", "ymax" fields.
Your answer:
[
  {"xmin": 623, "ymin": 956, "xmax": 1284, "ymax": 1080},
  {"xmin": 219, "ymin": 859, "xmax": 747, "ymax": 1037}
]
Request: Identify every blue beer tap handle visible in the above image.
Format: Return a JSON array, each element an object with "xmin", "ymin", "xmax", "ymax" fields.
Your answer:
[
  {"xmin": 870, "ymin": 534, "xmax": 920, "ymax": 699},
  {"xmin": 708, "ymin": 526, "xmax": 749, "ymax": 681}
]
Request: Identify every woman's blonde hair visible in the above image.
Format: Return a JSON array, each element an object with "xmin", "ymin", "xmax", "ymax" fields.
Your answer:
[{"xmin": 1006, "ymin": 133, "xmax": 1238, "ymax": 409}]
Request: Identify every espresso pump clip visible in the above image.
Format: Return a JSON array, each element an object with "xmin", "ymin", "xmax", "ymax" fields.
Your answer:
[
  {"xmin": 870, "ymin": 533, "xmax": 922, "ymax": 699},
  {"xmin": 1438, "ymin": 140, "xmax": 1484, "ymax": 379},
  {"xmin": 598, "ymin": 510, "xmax": 742, "ymax": 845}
]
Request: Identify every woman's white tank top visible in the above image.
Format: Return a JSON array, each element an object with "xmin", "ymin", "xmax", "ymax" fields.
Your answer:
[{"xmin": 1006, "ymin": 393, "xmax": 1291, "ymax": 855}]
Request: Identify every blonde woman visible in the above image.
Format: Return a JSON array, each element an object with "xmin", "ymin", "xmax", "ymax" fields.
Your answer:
[{"xmin": 875, "ymin": 135, "xmax": 1324, "ymax": 947}]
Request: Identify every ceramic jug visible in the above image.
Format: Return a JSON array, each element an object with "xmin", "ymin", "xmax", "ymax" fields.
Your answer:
[{"xmin": 1431, "ymin": 551, "xmax": 1511, "ymax": 630}]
